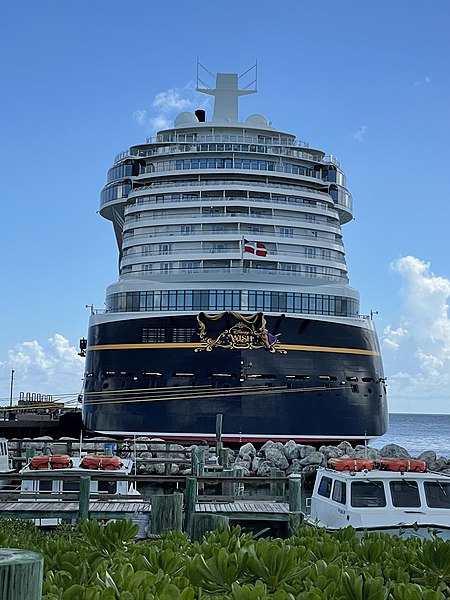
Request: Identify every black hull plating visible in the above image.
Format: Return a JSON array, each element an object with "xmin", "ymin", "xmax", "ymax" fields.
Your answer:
[{"xmin": 83, "ymin": 314, "xmax": 388, "ymax": 442}]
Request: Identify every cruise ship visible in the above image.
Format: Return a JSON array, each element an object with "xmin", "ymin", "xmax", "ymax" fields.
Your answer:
[{"xmin": 82, "ymin": 67, "xmax": 388, "ymax": 443}]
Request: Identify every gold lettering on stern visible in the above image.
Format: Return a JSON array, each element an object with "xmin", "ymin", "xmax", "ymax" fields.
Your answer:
[{"xmin": 194, "ymin": 311, "xmax": 287, "ymax": 354}]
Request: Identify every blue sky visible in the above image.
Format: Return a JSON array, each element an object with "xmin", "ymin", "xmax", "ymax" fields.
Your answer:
[{"xmin": 0, "ymin": 0, "xmax": 449, "ymax": 414}]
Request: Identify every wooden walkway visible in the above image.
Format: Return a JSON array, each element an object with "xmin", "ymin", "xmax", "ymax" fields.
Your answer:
[
  {"xmin": 0, "ymin": 501, "xmax": 151, "ymax": 520},
  {"xmin": 195, "ymin": 501, "xmax": 290, "ymax": 521}
]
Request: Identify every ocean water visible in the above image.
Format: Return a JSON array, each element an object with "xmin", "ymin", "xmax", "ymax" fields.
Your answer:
[{"xmin": 370, "ymin": 413, "xmax": 450, "ymax": 458}]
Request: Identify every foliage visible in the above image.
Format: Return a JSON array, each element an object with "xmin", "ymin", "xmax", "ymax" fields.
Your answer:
[{"xmin": 0, "ymin": 518, "xmax": 449, "ymax": 599}]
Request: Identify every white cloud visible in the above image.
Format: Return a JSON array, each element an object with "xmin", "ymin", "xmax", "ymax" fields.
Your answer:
[
  {"xmin": 352, "ymin": 125, "xmax": 368, "ymax": 142},
  {"xmin": 152, "ymin": 89, "xmax": 193, "ymax": 112},
  {"xmin": 132, "ymin": 83, "xmax": 212, "ymax": 135},
  {"xmin": 414, "ymin": 76, "xmax": 431, "ymax": 87},
  {"xmin": 382, "ymin": 256, "xmax": 450, "ymax": 412},
  {"xmin": 0, "ymin": 335, "xmax": 84, "ymax": 405}
]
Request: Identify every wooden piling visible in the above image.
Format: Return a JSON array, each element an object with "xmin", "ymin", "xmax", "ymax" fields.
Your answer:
[
  {"xmin": 0, "ymin": 549, "xmax": 44, "ymax": 600},
  {"xmin": 219, "ymin": 447, "xmax": 230, "ymax": 468},
  {"xmin": 288, "ymin": 474, "xmax": 303, "ymax": 530},
  {"xmin": 215, "ymin": 413, "xmax": 223, "ymax": 458},
  {"xmin": 150, "ymin": 491, "xmax": 183, "ymax": 535},
  {"xmin": 190, "ymin": 513, "xmax": 229, "ymax": 542},
  {"xmin": 270, "ymin": 468, "xmax": 285, "ymax": 497},
  {"xmin": 184, "ymin": 476, "xmax": 197, "ymax": 537},
  {"xmin": 78, "ymin": 475, "xmax": 91, "ymax": 521}
]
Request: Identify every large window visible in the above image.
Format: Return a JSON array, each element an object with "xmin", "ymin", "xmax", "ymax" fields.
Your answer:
[
  {"xmin": 424, "ymin": 482, "xmax": 450, "ymax": 509},
  {"xmin": 351, "ymin": 481, "xmax": 386, "ymax": 507},
  {"xmin": 107, "ymin": 290, "xmax": 359, "ymax": 316},
  {"xmin": 318, "ymin": 476, "xmax": 333, "ymax": 498},
  {"xmin": 389, "ymin": 481, "xmax": 421, "ymax": 507}
]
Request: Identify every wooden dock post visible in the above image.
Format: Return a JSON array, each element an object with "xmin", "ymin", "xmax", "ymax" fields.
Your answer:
[
  {"xmin": 184, "ymin": 476, "xmax": 197, "ymax": 536},
  {"xmin": 288, "ymin": 474, "xmax": 303, "ymax": 530},
  {"xmin": 190, "ymin": 514, "xmax": 229, "ymax": 542},
  {"xmin": 219, "ymin": 447, "xmax": 230, "ymax": 468},
  {"xmin": 270, "ymin": 468, "xmax": 285, "ymax": 497},
  {"xmin": 25, "ymin": 446, "xmax": 36, "ymax": 462},
  {"xmin": 150, "ymin": 491, "xmax": 183, "ymax": 535},
  {"xmin": 222, "ymin": 466, "xmax": 245, "ymax": 497},
  {"xmin": 0, "ymin": 549, "xmax": 44, "ymax": 600},
  {"xmin": 78, "ymin": 475, "xmax": 91, "ymax": 521},
  {"xmin": 215, "ymin": 413, "xmax": 223, "ymax": 458}
]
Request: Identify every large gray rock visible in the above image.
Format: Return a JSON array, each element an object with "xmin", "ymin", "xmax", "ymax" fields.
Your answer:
[
  {"xmin": 418, "ymin": 450, "xmax": 437, "ymax": 466},
  {"xmin": 298, "ymin": 444, "xmax": 318, "ymax": 459},
  {"xmin": 354, "ymin": 446, "xmax": 380, "ymax": 460},
  {"xmin": 319, "ymin": 445, "xmax": 344, "ymax": 461},
  {"xmin": 239, "ymin": 443, "xmax": 257, "ymax": 458},
  {"xmin": 265, "ymin": 447, "xmax": 289, "ymax": 470},
  {"xmin": 300, "ymin": 451, "xmax": 325, "ymax": 466},
  {"xmin": 256, "ymin": 460, "xmax": 273, "ymax": 477},
  {"xmin": 251, "ymin": 456, "xmax": 261, "ymax": 473},
  {"xmin": 337, "ymin": 441, "xmax": 355, "ymax": 457},
  {"xmin": 261, "ymin": 440, "xmax": 285, "ymax": 455},
  {"xmin": 283, "ymin": 440, "xmax": 300, "ymax": 460},
  {"xmin": 379, "ymin": 444, "xmax": 411, "ymax": 458},
  {"xmin": 235, "ymin": 456, "xmax": 252, "ymax": 471},
  {"xmin": 286, "ymin": 459, "xmax": 303, "ymax": 474}
]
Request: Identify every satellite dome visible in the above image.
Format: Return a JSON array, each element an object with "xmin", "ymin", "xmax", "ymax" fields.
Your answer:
[
  {"xmin": 174, "ymin": 112, "xmax": 198, "ymax": 127},
  {"xmin": 245, "ymin": 113, "xmax": 269, "ymax": 127}
]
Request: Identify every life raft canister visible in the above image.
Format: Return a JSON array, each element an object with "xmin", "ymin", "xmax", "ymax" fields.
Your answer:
[
  {"xmin": 377, "ymin": 458, "xmax": 426, "ymax": 473},
  {"xmin": 328, "ymin": 458, "xmax": 374, "ymax": 471},
  {"xmin": 30, "ymin": 454, "xmax": 72, "ymax": 469},
  {"xmin": 80, "ymin": 455, "xmax": 122, "ymax": 470}
]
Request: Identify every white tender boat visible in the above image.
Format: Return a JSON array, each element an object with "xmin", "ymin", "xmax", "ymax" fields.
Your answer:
[
  {"xmin": 20, "ymin": 453, "xmax": 144, "ymax": 532},
  {"xmin": 306, "ymin": 458, "xmax": 450, "ymax": 539}
]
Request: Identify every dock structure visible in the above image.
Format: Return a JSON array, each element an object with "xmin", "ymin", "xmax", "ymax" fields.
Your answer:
[{"xmin": 0, "ymin": 472, "xmax": 303, "ymax": 536}]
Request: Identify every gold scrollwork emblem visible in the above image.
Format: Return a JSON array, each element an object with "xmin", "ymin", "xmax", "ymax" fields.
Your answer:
[{"xmin": 194, "ymin": 311, "xmax": 287, "ymax": 354}]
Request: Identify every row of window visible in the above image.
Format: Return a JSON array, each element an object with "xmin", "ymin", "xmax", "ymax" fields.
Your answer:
[
  {"xmin": 107, "ymin": 163, "xmax": 139, "ymax": 183},
  {"xmin": 132, "ymin": 262, "xmax": 340, "ymax": 277},
  {"xmin": 126, "ymin": 244, "xmax": 337, "ymax": 260},
  {"xmin": 148, "ymin": 158, "xmax": 320, "ymax": 179},
  {"xmin": 106, "ymin": 289, "xmax": 359, "ymax": 316},
  {"xmin": 134, "ymin": 193, "xmax": 330, "ymax": 210},
  {"xmin": 318, "ymin": 475, "xmax": 450, "ymax": 509}
]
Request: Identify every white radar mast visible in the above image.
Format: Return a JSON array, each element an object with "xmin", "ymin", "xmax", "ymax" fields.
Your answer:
[{"xmin": 196, "ymin": 61, "xmax": 257, "ymax": 123}]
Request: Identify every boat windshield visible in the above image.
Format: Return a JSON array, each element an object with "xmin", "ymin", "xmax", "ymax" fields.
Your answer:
[
  {"xmin": 424, "ymin": 481, "xmax": 450, "ymax": 509},
  {"xmin": 351, "ymin": 480, "xmax": 386, "ymax": 507},
  {"xmin": 389, "ymin": 480, "xmax": 421, "ymax": 508}
]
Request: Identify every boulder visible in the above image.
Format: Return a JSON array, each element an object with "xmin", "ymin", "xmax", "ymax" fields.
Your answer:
[
  {"xmin": 256, "ymin": 460, "xmax": 273, "ymax": 477},
  {"xmin": 298, "ymin": 444, "xmax": 317, "ymax": 459},
  {"xmin": 239, "ymin": 443, "xmax": 257, "ymax": 458},
  {"xmin": 300, "ymin": 450, "xmax": 325, "ymax": 466},
  {"xmin": 319, "ymin": 445, "xmax": 344, "ymax": 461},
  {"xmin": 286, "ymin": 459, "xmax": 303, "ymax": 475},
  {"xmin": 379, "ymin": 444, "xmax": 411, "ymax": 458},
  {"xmin": 354, "ymin": 447, "xmax": 379, "ymax": 460},
  {"xmin": 235, "ymin": 456, "xmax": 252, "ymax": 471},
  {"xmin": 283, "ymin": 440, "xmax": 300, "ymax": 460},
  {"xmin": 265, "ymin": 447, "xmax": 289, "ymax": 470},
  {"xmin": 418, "ymin": 450, "xmax": 437, "ymax": 465},
  {"xmin": 337, "ymin": 441, "xmax": 355, "ymax": 457}
]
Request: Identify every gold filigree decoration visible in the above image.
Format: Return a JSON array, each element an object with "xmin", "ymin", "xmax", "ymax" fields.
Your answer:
[{"xmin": 195, "ymin": 311, "xmax": 287, "ymax": 354}]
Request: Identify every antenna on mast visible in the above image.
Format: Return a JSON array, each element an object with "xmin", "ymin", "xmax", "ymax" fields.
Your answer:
[{"xmin": 196, "ymin": 60, "xmax": 257, "ymax": 123}]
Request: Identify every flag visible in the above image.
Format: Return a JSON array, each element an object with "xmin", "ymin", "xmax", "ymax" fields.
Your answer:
[{"xmin": 244, "ymin": 239, "xmax": 267, "ymax": 257}]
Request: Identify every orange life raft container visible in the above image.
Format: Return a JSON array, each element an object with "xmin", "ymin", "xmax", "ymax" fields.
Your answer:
[
  {"xmin": 377, "ymin": 458, "xmax": 426, "ymax": 473},
  {"xmin": 328, "ymin": 458, "xmax": 374, "ymax": 471},
  {"xmin": 30, "ymin": 455, "xmax": 72, "ymax": 469},
  {"xmin": 80, "ymin": 455, "xmax": 122, "ymax": 470}
]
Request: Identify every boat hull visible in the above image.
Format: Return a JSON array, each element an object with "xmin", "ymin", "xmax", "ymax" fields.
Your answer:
[{"xmin": 82, "ymin": 313, "xmax": 388, "ymax": 442}]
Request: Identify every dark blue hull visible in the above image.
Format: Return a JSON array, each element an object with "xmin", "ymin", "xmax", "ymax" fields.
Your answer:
[{"xmin": 82, "ymin": 313, "xmax": 388, "ymax": 442}]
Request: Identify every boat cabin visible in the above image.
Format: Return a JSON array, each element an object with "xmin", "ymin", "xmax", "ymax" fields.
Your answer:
[{"xmin": 308, "ymin": 459, "xmax": 450, "ymax": 536}]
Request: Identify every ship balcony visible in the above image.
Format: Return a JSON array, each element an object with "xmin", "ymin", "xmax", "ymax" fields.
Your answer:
[
  {"xmin": 127, "ymin": 179, "xmax": 334, "ymax": 205},
  {"xmin": 123, "ymin": 212, "xmax": 342, "ymax": 234},
  {"xmin": 118, "ymin": 266, "xmax": 349, "ymax": 285}
]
